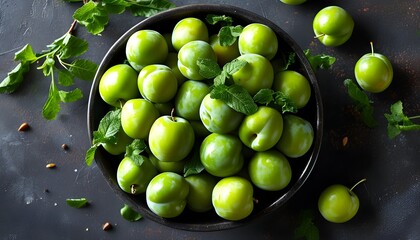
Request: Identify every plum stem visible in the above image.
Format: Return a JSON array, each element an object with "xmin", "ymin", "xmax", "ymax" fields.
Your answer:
[
  {"xmin": 350, "ymin": 178, "xmax": 367, "ymax": 192},
  {"xmin": 170, "ymin": 108, "xmax": 176, "ymax": 122},
  {"xmin": 314, "ymin": 33, "xmax": 325, "ymax": 39},
  {"xmin": 370, "ymin": 42, "xmax": 375, "ymax": 55}
]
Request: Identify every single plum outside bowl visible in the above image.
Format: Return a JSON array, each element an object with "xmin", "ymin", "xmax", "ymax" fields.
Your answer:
[{"xmin": 87, "ymin": 4, "xmax": 323, "ymax": 232}]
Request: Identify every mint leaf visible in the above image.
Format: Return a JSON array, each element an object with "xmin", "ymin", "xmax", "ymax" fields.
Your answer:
[
  {"xmin": 120, "ymin": 204, "xmax": 142, "ymax": 222},
  {"xmin": 68, "ymin": 59, "xmax": 98, "ymax": 81},
  {"xmin": 59, "ymin": 34, "xmax": 89, "ymax": 59},
  {"xmin": 304, "ymin": 49, "xmax": 336, "ymax": 70},
  {"xmin": 183, "ymin": 147, "xmax": 204, "ymax": 177},
  {"xmin": 197, "ymin": 58, "xmax": 222, "ymax": 79},
  {"xmin": 253, "ymin": 88, "xmax": 297, "ymax": 114},
  {"xmin": 253, "ymin": 88, "xmax": 275, "ymax": 105},
  {"xmin": 294, "ymin": 209, "xmax": 319, "ymax": 240},
  {"xmin": 57, "ymin": 69, "xmax": 75, "ymax": 86},
  {"xmin": 344, "ymin": 79, "xmax": 377, "ymax": 128},
  {"xmin": 73, "ymin": 1, "xmax": 109, "ymax": 35},
  {"xmin": 205, "ymin": 14, "xmax": 233, "ymax": 25},
  {"xmin": 42, "ymin": 79, "xmax": 61, "ymax": 120},
  {"xmin": 210, "ymin": 84, "xmax": 258, "ymax": 115},
  {"xmin": 219, "ymin": 25, "xmax": 243, "ymax": 46},
  {"xmin": 99, "ymin": 0, "xmax": 128, "ymax": 14},
  {"xmin": 125, "ymin": 139, "xmax": 148, "ymax": 167},
  {"xmin": 385, "ymin": 101, "xmax": 420, "ymax": 139},
  {"xmin": 58, "ymin": 88, "xmax": 83, "ymax": 103},
  {"xmin": 14, "ymin": 44, "xmax": 37, "ymax": 63},
  {"xmin": 86, "ymin": 109, "xmax": 122, "ymax": 166},
  {"xmin": 223, "ymin": 59, "xmax": 247, "ymax": 75},
  {"xmin": 127, "ymin": 0, "xmax": 175, "ymax": 17},
  {"xmin": 0, "ymin": 62, "xmax": 30, "ymax": 94},
  {"xmin": 66, "ymin": 198, "xmax": 89, "ymax": 208}
]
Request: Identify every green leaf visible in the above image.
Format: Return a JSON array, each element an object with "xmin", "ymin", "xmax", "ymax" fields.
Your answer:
[
  {"xmin": 253, "ymin": 88, "xmax": 275, "ymax": 105},
  {"xmin": 73, "ymin": 1, "xmax": 109, "ymax": 35},
  {"xmin": 66, "ymin": 198, "xmax": 89, "ymax": 208},
  {"xmin": 253, "ymin": 88, "xmax": 297, "ymax": 114},
  {"xmin": 210, "ymin": 84, "xmax": 258, "ymax": 115},
  {"xmin": 125, "ymin": 139, "xmax": 148, "ymax": 167},
  {"xmin": 205, "ymin": 14, "xmax": 233, "ymax": 25},
  {"xmin": 304, "ymin": 49, "xmax": 336, "ymax": 70},
  {"xmin": 86, "ymin": 109, "xmax": 121, "ymax": 166},
  {"xmin": 68, "ymin": 59, "xmax": 98, "ymax": 81},
  {"xmin": 293, "ymin": 210, "xmax": 319, "ymax": 240},
  {"xmin": 57, "ymin": 69, "xmax": 75, "ymax": 86},
  {"xmin": 127, "ymin": 0, "xmax": 175, "ymax": 17},
  {"xmin": 95, "ymin": 109, "xmax": 122, "ymax": 144},
  {"xmin": 14, "ymin": 44, "xmax": 37, "ymax": 63},
  {"xmin": 120, "ymin": 204, "xmax": 142, "ymax": 222},
  {"xmin": 0, "ymin": 62, "xmax": 30, "ymax": 94},
  {"xmin": 273, "ymin": 91, "xmax": 298, "ymax": 114},
  {"xmin": 99, "ymin": 0, "xmax": 129, "ymax": 14},
  {"xmin": 58, "ymin": 88, "xmax": 83, "ymax": 103},
  {"xmin": 42, "ymin": 79, "xmax": 60, "ymax": 120},
  {"xmin": 219, "ymin": 25, "xmax": 243, "ymax": 47},
  {"xmin": 63, "ymin": 0, "xmax": 84, "ymax": 2},
  {"xmin": 43, "ymin": 34, "xmax": 66, "ymax": 53},
  {"xmin": 183, "ymin": 147, "xmax": 204, "ymax": 177},
  {"xmin": 59, "ymin": 34, "xmax": 89, "ymax": 59},
  {"xmin": 223, "ymin": 59, "xmax": 247, "ymax": 75},
  {"xmin": 344, "ymin": 79, "xmax": 377, "ymax": 128},
  {"xmin": 384, "ymin": 101, "xmax": 420, "ymax": 139},
  {"xmin": 197, "ymin": 58, "xmax": 222, "ymax": 79}
]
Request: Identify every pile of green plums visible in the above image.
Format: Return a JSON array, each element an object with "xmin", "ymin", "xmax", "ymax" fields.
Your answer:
[{"xmin": 98, "ymin": 16, "xmax": 315, "ymax": 221}]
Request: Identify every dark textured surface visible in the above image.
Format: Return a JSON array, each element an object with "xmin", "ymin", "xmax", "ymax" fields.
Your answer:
[{"xmin": 0, "ymin": 0, "xmax": 419, "ymax": 239}]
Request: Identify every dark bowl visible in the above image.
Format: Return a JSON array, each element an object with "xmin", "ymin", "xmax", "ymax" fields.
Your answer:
[{"xmin": 87, "ymin": 4, "xmax": 323, "ymax": 232}]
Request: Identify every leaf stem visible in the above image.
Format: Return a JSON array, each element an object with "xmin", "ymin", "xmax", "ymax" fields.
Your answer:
[
  {"xmin": 409, "ymin": 115, "xmax": 420, "ymax": 120},
  {"xmin": 67, "ymin": 19, "xmax": 78, "ymax": 35}
]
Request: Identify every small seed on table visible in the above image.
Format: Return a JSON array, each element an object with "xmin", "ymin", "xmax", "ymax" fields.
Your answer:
[
  {"xmin": 46, "ymin": 163, "xmax": 56, "ymax": 169},
  {"xmin": 61, "ymin": 144, "xmax": 69, "ymax": 150},
  {"xmin": 102, "ymin": 222, "xmax": 112, "ymax": 231},
  {"xmin": 342, "ymin": 136, "xmax": 349, "ymax": 147},
  {"xmin": 18, "ymin": 122, "xmax": 30, "ymax": 132}
]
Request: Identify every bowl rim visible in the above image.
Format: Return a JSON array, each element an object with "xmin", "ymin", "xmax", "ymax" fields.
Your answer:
[{"xmin": 87, "ymin": 3, "xmax": 323, "ymax": 232}]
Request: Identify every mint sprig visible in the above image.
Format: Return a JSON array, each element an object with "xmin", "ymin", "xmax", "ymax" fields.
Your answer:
[
  {"xmin": 68, "ymin": 0, "xmax": 175, "ymax": 35},
  {"xmin": 124, "ymin": 139, "xmax": 148, "ymax": 167},
  {"xmin": 211, "ymin": 84, "xmax": 258, "ymax": 115},
  {"xmin": 183, "ymin": 146, "xmax": 205, "ymax": 177},
  {"xmin": 85, "ymin": 109, "xmax": 122, "ymax": 166},
  {"xmin": 66, "ymin": 198, "xmax": 89, "ymax": 208},
  {"xmin": 293, "ymin": 209, "xmax": 319, "ymax": 240},
  {"xmin": 253, "ymin": 88, "xmax": 297, "ymax": 114},
  {"xmin": 344, "ymin": 79, "xmax": 377, "ymax": 128},
  {"xmin": 385, "ymin": 101, "xmax": 420, "ymax": 139},
  {"xmin": 120, "ymin": 204, "xmax": 142, "ymax": 222},
  {"xmin": 206, "ymin": 14, "xmax": 242, "ymax": 46},
  {"xmin": 304, "ymin": 49, "xmax": 336, "ymax": 70},
  {"xmin": 0, "ymin": 29, "xmax": 98, "ymax": 120}
]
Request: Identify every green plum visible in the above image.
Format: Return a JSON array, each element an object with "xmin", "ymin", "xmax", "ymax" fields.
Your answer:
[
  {"xmin": 117, "ymin": 156, "xmax": 157, "ymax": 195},
  {"xmin": 137, "ymin": 64, "xmax": 178, "ymax": 103},
  {"xmin": 212, "ymin": 176, "xmax": 254, "ymax": 221},
  {"xmin": 185, "ymin": 173, "xmax": 217, "ymax": 212},
  {"xmin": 178, "ymin": 40, "xmax": 217, "ymax": 80},
  {"xmin": 238, "ymin": 23, "xmax": 278, "ymax": 60},
  {"xmin": 231, "ymin": 53, "xmax": 274, "ymax": 95},
  {"xmin": 276, "ymin": 114, "xmax": 314, "ymax": 158},
  {"xmin": 272, "ymin": 70, "xmax": 311, "ymax": 109},
  {"xmin": 99, "ymin": 64, "xmax": 140, "ymax": 107},
  {"xmin": 172, "ymin": 17, "xmax": 209, "ymax": 51},
  {"xmin": 126, "ymin": 30, "xmax": 168, "ymax": 71},
  {"xmin": 146, "ymin": 172, "xmax": 190, "ymax": 218},
  {"xmin": 354, "ymin": 42, "xmax": 393, "ymax": 93},
  {"xmin": 175, "ymin": 80, "xmax": 210, "ymax": 121},
  {"xmin": 239, "ymin": 106, "xmax": 283, "ymax": 152},
  {"xmin": 248, "ymin": 150, "xmax": 292, "ymax": 191},
  {"xmin": 121, "ymin": 98, "xmax": 160, "ymax": 139},
  {"xmin": 200, "ymin": 133, "xmax": 244, "ymax": 177},
  {"xmin": 148, "ymin": 115, "xmax": 195, "ymax": 162},
  {"xmin": 199, "ymin": 93, "xmax": 244, "ymax": 134},
  {"xmin": 313, "ymin": 6, "xmax": 354, "ymax": 47}
]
